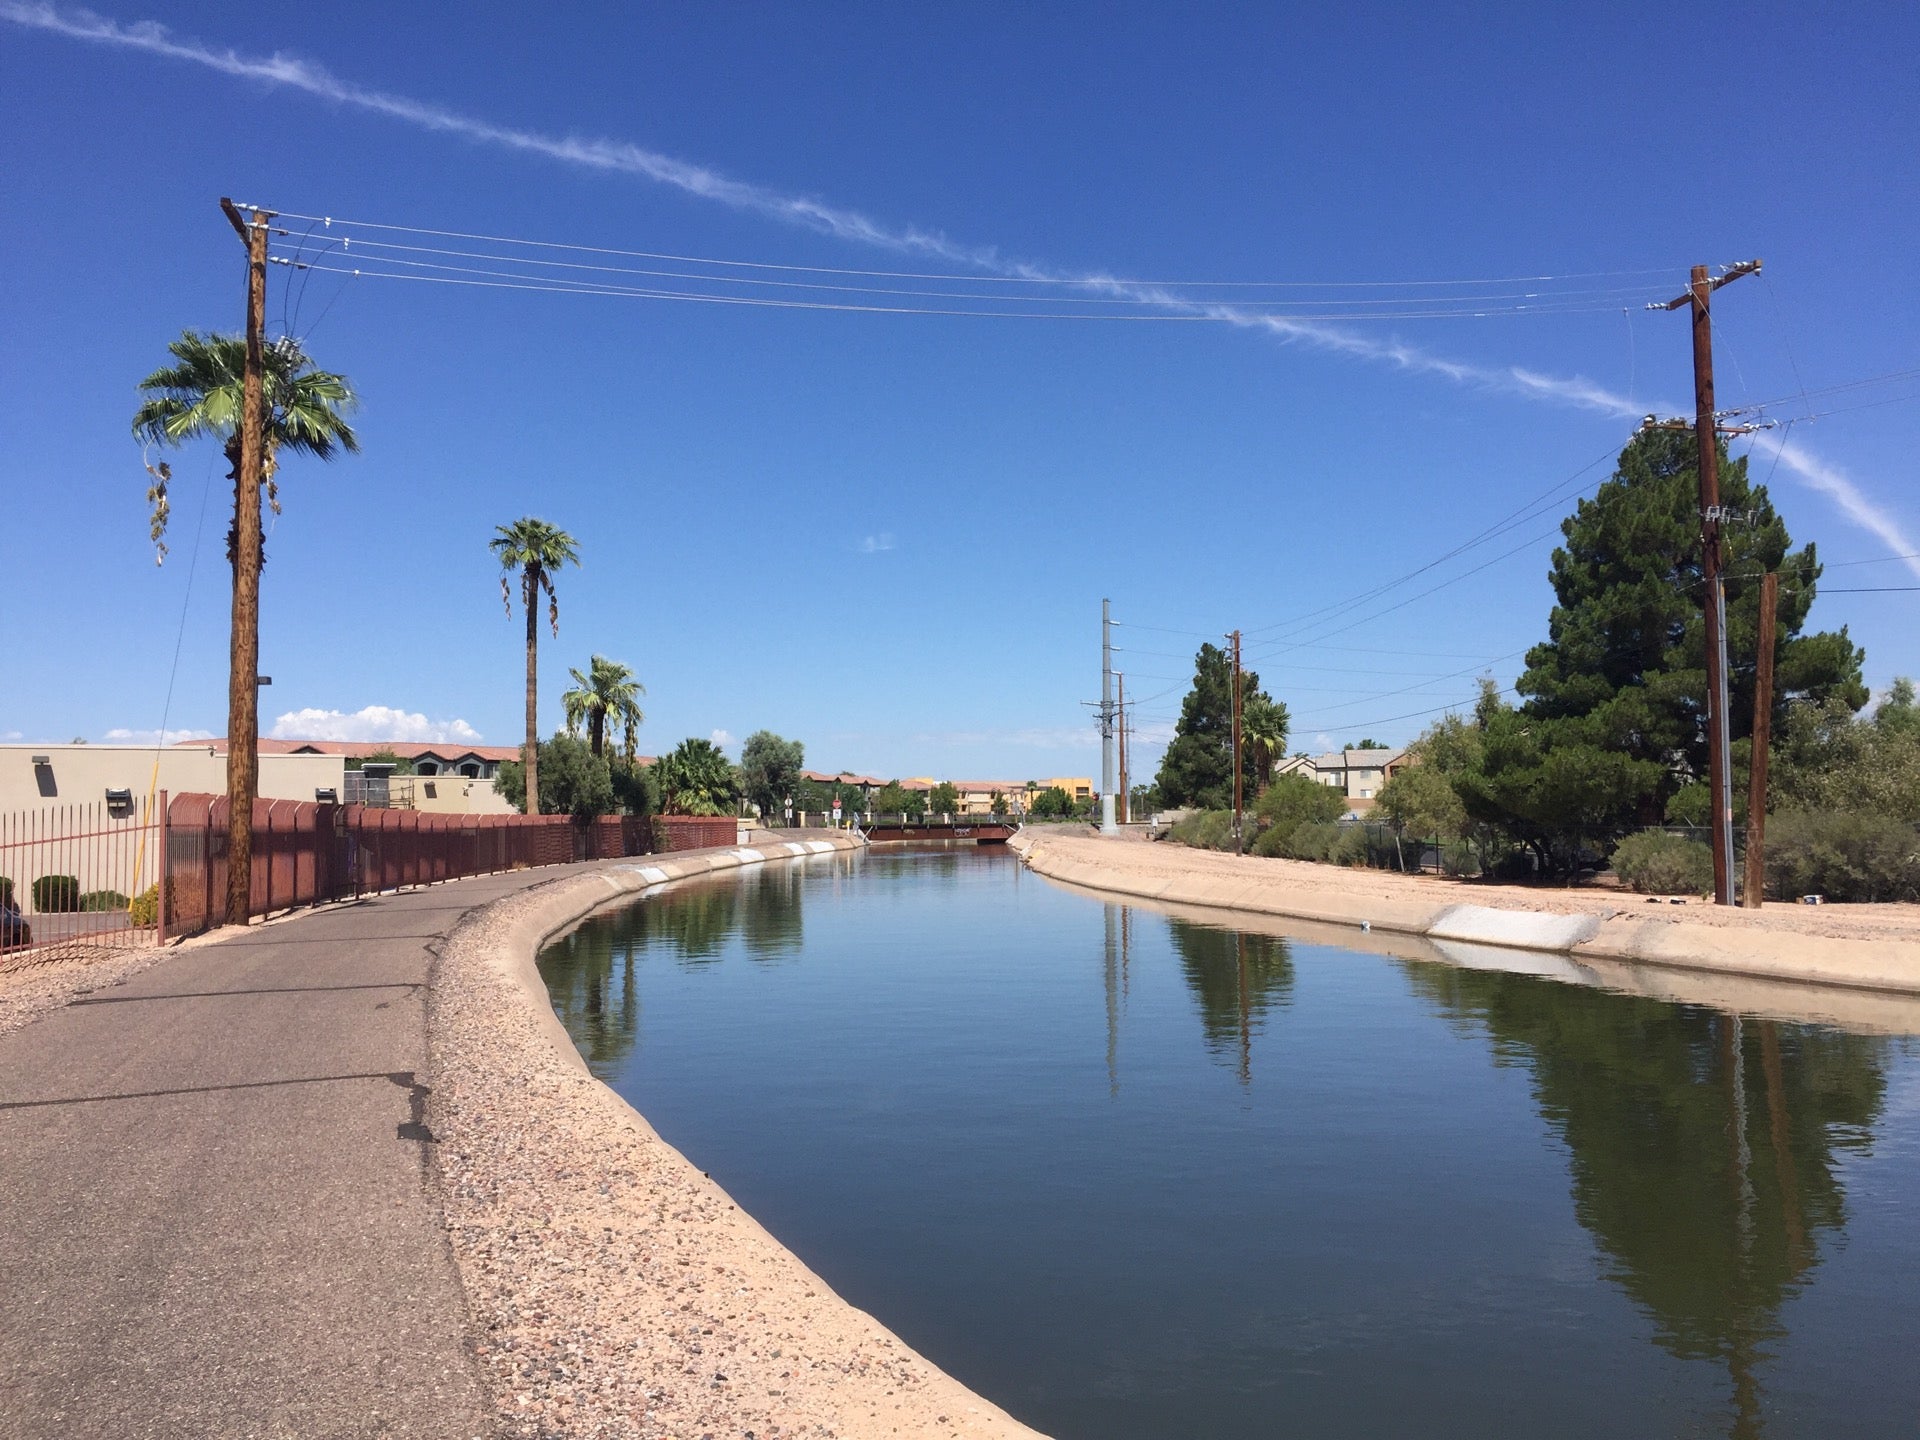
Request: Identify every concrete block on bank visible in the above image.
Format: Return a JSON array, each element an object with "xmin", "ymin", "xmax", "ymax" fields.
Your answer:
[{"xmin": 1428, "ymin": 904, "xmax": 1606, "ymax": 952}]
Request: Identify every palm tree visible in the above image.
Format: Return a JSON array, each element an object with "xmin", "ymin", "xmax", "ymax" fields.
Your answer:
[
  {"xmin": 133, "ymin": 331, "xmax": 360, "ymax": 567},
  {"xmin": 654, "ymin": 738, "xmax": 737, "ymax": 816},
  {"xmin": 1241, "ymin": 695, "xmax": 1291, "ymax": 795},
  {"xmin": 563, "ymin": 654, "xmax": 646, "ymax": 762},
  {"xmin": 490, "ymin": 518, "xmax": 581, "ymax": 815},
  {"xmin": 134, "ymin": 330, "xmax": 359, "ymax": 925}
]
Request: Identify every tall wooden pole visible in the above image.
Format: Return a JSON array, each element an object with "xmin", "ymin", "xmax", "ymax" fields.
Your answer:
[
  {"xmin": 1230, "ymin": 630, "xmax": 1244, "ymax": 854},
  {"xmin": 1689, "ymin": 265, "xmax": 1737, "ymax": 906},
  {"xmin": 1743, "ymin": 571, "xmax": 1778, "ymax": 908},
  {"xmin": 1661, "ymin": 259, "xmax": 1760, "ymax": 905},
  {"xmin": 220, "ymin": 199, "xmax": 270, "ymax": 927}
]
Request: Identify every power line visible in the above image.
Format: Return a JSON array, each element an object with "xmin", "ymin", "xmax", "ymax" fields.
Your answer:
[
  {"xmin": 281, "ymin": 258, "xmax": 1649, "ymax": 322},
  {"xmin": 268, "ymin": 208, "xmax": 1669, "ymax": 289}
]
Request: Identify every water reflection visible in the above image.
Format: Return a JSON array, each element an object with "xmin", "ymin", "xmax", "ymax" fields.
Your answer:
[
  {"xmin": 1166, "ymin": 917, "xmax": 1295, "ymax": 1081},
  {"xmin": 1407, "ymin": 965, "xmax": 1891, "ymax": 1436}
]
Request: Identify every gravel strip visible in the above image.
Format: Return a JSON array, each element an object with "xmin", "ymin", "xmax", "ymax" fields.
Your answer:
[
  {"xmin": 0, "ymin": 942, "xmax": 171, "ymax": 1038},
  {"xmin": 425, "ymin": 861, "xmax": 1048, "ymax": 1440}
]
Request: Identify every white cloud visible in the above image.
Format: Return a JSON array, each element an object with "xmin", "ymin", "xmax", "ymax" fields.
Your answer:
[
  {"xmin": 13, "ymin": 2, "xmax": 1913, "ymax": 563},
  {"xmin": 269, "ymin": 706, "xmax": 482, "ymax": 744},
  {"xmin": 709, "ymin": 728, "xmax": 736, "ymax": 753},
  {"xmin": 101, "ymin": 726, "xmax": 215, "ymax": 745},
  {"xmin": 860, "ymin": 533, "xmax": 896, "ymax": 554},
  {"xmin": 0, "ymin": 729, "xmax": 22, "ymax": 742}
]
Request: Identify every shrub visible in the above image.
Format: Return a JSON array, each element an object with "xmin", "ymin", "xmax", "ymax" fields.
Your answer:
[
  {"xmin": 1439, "ymin": 839, "xmax": 1479, "ymax": 877},
  {"xmin": 1765, "ymin": 810, "xmax": 1920, "ymax": 903},
  {"xmin": 0, "ymin": 876, "xmax": 13, "ymax": 905},
  {"xmin": 1252, "ymin": 819, "xmax": 1367, "ymax": 865},
  {"xmin": 1168, "ymin": 810, "xmax": 1237, "ymax": 852},
  {"xmin": 78, "ymin": 889, "xmax": 131, "ymax": 913},
  {"xmin": 1253, "ymin": 774, "xmax": 1346, "ymax": 833},
  {"xmin": 128, "ymin": 881, "xmax": 173, "ymax": 927},
  {"xmin": 31, "ymin": 874, "xmax": 80, "ymax": 912},
  {"xmin": 1610, "ymin": 830, "xmax": 1715, "ymax": 895}
]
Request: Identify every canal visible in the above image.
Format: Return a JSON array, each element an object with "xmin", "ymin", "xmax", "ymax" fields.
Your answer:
[{"xmin": 537, "ymin": 844, "xmax": 1920, "ymax": 1439}]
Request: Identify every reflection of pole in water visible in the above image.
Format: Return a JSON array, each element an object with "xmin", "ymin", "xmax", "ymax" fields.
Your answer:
[
  {"xmin": 1121, "ymin": 906, "xmax": 1131, "ymax": 1003},
  {"xmin": 1236, "ymin": 931, "xmax": 1251, "ymax": 1088},
  {"xmin": 1721, "ymin": 1014, "xmax": 1762, "ymax": 1440},
  {"xmin": 1103, "ymin": 905, "xmax": 1120, "ymax": 1098},
  {"xmin": 1760, "ymin": 1021, "xmax": 1808, "ymax": 1273}
]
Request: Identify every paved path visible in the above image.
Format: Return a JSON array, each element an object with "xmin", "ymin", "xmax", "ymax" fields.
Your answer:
[{"xmin": 0, "ymin": 865, "xmax": 596, "ymax": 1440}]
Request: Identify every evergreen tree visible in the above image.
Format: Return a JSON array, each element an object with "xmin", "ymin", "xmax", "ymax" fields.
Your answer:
[
  {"xmin": 1468, "ymin": 430, "xmax": 1865, "ymax": 852},
  {"xmin": 1155, "ymin": 643, "xmax": 1276, "ymax": 810}
]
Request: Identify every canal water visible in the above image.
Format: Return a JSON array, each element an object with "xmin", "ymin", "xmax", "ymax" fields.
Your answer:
[{"xmin": 537, "ymin": 845, "xmax": 1920, "ymax": 1439}]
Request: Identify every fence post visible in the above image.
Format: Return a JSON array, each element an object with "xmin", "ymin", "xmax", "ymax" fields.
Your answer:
[{"xmin": 156, "ymin": 790, "xmax": 170, "ymax": 945}]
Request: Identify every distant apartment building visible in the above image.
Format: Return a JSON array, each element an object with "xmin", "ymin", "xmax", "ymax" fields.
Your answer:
[{"xmin": 1273, "ymin": 748, "xmax": 1409, "ymax": 813}]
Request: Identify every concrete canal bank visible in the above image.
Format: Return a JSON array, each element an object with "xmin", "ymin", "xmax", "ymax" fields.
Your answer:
[
  {"xmin": 428, "ymin": 833, "xmax": 1050, "ymax": 1440},
  {"xmin": 1012, "ymin": 830, "xmax": 1920, "ymax": 996}
]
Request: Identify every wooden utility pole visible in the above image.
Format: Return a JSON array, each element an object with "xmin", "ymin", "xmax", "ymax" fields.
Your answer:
[
  {"xmin": 1116, "ymin": 672, "xmax": 1128, "ymax": 825},
  {"xmin": 1657, "ymin": 259, "xmax": 1761, "ymax": 905},
  {"xmin": 1743, "ymin": 571, "xmax": 1779, "ymax": 908},
  {"xmin": 220, "ymin": 197, "xmax": 272, "ymax": 927},
  {"xmin": 1230, "ymin": 630, "xmax": 1244, "ymax": 854}
]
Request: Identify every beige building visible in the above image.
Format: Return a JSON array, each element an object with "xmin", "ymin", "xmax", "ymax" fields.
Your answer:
[
  {"xmin": 1, "ymin": 742, "xmax": 345, "ymax": 817},
  {"xmin": 1274, "ymin": 748, "xmax": 1409, "ymax": 813}
]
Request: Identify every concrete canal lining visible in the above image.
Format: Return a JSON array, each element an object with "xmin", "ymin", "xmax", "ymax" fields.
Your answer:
[
  {"xmin": 427, "ymin": 831, "xmax": 1052, "ymax": 1440},
  {"xmin": 1012, "ymin": 830, "xmax": 1920, "ymax": 996}
]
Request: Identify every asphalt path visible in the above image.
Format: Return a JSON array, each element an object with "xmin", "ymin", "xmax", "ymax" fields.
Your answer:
[{"xmin": 0, "ymin": 865, "xmax": 591, "ymax": 1439}]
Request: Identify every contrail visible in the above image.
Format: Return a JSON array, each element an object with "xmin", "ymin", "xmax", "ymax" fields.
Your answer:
[{"xmin": 9, "ymin": 1, "xmax": 1916, "ymax": 575}]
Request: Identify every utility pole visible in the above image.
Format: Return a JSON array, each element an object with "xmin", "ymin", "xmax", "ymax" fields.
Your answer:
[
  {"xmin": 1230, "ymin": 629, "xmax": 1244, "ymax": 854},
  {"xmin": 1116, "ymin": 672, "xmax": 1128, "ymax": 825},
  {"xmin": 1653, "ymin": 259, "xmax": 1762, "ymax": 906},
  {"xmin": 1743, "ymin": 571, "xmax": 1779, "ymax": 908},
  {"xmin": 1100, "ymin": 599, "xmax": 1117, "ymax": 834},
  {"xmin": 220, "ymin": 197, "xmax": 272, "ymax": 927}
]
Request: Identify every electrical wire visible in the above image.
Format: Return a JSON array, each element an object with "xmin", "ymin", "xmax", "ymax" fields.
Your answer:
[{"xmin": 267, "ymin": 208, "xmax": 1670, "ymax": 289}]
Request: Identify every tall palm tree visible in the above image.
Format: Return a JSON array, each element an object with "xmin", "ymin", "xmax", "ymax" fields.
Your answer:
[
  {"xmin": 1241, "ymin": 695, "xmax": 1291, "ymax": 795},
  {"xmin": 133, "ymin": 330, "xmax": 358, "ymax": 925},
  {"xmin": 491, "ymin": 518, "xmax": 580, "ymax": 816},
  {"xmin": 563, "ymin": 654, "xmax": 646, "ymax": 761},
  {"xmin": 133, "ymin": 331, "xmax": 360, "ymax": 567}
]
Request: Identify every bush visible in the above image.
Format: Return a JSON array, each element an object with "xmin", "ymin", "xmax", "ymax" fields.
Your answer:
[
  {"xmin": 1439, "ymin": 839, "xmax": 1479, "ymax": 877},
  {"xmin": 1610, "ymin": 830, "xmax": 1715, "ymax": 895},
  {"xmin": 1253, "ymin": 774, "xmax": 1346, "ymax": 833},
  {"xmin": 1168, "ymin": 809, "xmax": 1237, "ymax": 852},
  {"xmin": 128, "ymin": 881, "xmax": 172, "ymax": 926},
  {"xmin": 78, "ymin": 889, "xmax": 130, "ymax": 913},
  {"xmin": 0, "ymin": 875, "xmax": 13, "ymax": 905},
  {"xmin": 1765, "ymin": 810, "xmax": 1920, "ymax": 903},
  {"xmin": 31, "ymin": 874, "xmax": 80, "ymax": 912},
  {"xmin": 1251, "ymin": 819, "xmax": 1367, "ymax": 865}
]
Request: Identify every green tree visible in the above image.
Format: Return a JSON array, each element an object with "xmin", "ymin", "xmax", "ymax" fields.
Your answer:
[
  {"xmin": 1155, "ymin": 643, "xmax": 1277, "ymax": 810},
  {"xmin": 654, "ymin": 738, "xmax": 737, "ymax": 816},
  {"xmin": 739, "ymin": 731, "xmax": 806, "ymax": 818},
  {"xmin": 1241, "ymin": 694, "xmax": 1292, "ymax": 794},
  {"xmin": 1251, "ymin": 772, "xmax": 1346, "ymax": 837},
  {"xmin": 928, "ymin": 781, "xmax": 961, "ymax": 815},
  {"xmin": 562, "ymin": 655, "xmax": 645, "ymax": 762},
  {"xmin": 495, "ymin": 733, "xmax": 614, "ymax": 820},
  {"xmin": 490, "ymin": 518, "xmax": 581, "ymax": 817},
  {"xmin": 990, "ymin": 792, "xmax": 1010, "ymax": 817},
  {"xmin": 1873, "ymin": 677, "xmax": 1920, "ymax": 740},
  {"xmin": 1346, "ymin": 738, "xmax": 1389, "ymax": 750},
  {"xmin": 1029, "ymin": 785, "xmax": 1075, "ymax": 819},
  {"xmin": 344, "ymin": 748, "xmax": 415, "ymax": 775},
  {"xmin": 872, "ymin": 781, "xmax": 924, "ymax": 816},
  {"xmin": 1516, "ymin": 429, "xmax": 1864, "ymax": 827},
  {"xmin": 134, "ymin": 331, "xmax": 360, "ymax": 567}
]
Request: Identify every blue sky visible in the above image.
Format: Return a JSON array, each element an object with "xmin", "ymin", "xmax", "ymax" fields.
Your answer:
[{"xmin": 2, "ymin": 2, "xmax": 1916, "ymax": 782}]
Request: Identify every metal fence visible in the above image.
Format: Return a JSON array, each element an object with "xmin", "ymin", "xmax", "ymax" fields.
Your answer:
[
  {"xmin": 1, "ymin": 793, "xmax": 671, "ymax": 959},
  {"xmin": 1, "ymin": 796, "xmax": 161, "ymax": 963}
]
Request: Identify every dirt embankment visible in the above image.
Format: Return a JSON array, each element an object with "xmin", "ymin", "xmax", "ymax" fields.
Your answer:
[
  {"xmin": 1013, "ymin": 831, "xmax": 1920, "ymax": 996},
  {"xmin": 427, "ymin": 838, "xmax": 1050, "ymax": 1440}
]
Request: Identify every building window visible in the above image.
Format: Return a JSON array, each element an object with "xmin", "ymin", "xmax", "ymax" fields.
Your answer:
[
  {"xmin": 460, "ymin": 762, "xmax": 480, "ymax": 779},
  {"xmin": 416, "ymin": 761, "xmax": 439, "ymax": 775}
]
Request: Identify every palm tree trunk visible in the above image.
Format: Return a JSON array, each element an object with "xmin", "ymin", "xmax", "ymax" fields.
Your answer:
[
  {"xmin": 524, "ymin": 567, "xmax": 540, "ymax": 815},
  {"xmin": 590, "ymin": 711, "xmax": 605, "ymax": 757}
]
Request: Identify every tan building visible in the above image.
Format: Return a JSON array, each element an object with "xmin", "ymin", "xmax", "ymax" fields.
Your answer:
[
  {"xmin": 2, "ymin": 742, "xmax": 345, "ymax": 817},
  {"xmin": 1274, "ymin": 748, "xmax": 1409, "ymax": 813}
]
